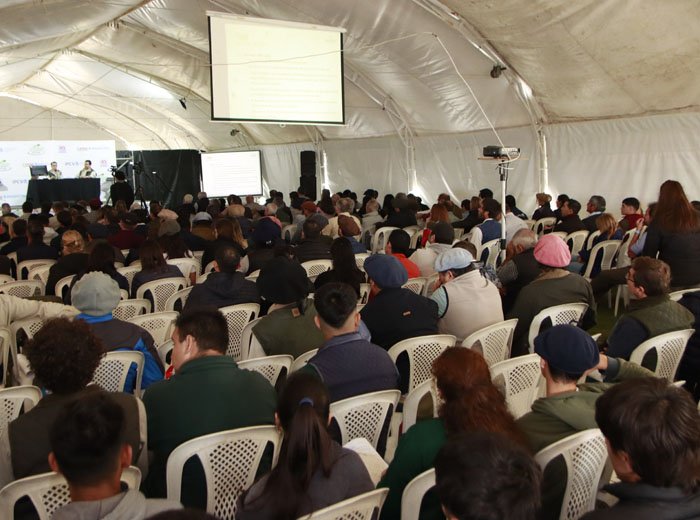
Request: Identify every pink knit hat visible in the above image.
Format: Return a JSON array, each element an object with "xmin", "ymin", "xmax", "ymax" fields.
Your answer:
[{"xmin": 534, "ymin": 234, "xmax": 571, "ymax": 268}]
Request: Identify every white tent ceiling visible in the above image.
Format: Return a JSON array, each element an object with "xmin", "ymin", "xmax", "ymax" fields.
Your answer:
[{"xmin": 3, "ymin": 0, "xmax": 697, "ymax": 151}]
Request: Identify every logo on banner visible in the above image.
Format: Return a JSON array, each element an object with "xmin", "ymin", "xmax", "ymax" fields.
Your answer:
[
  {"xmin": 28, "ymin": 144, "xmax": 45, "ymax": 155},
  {"xmin": 0, "ymin": 160, "xmax": 10, "ymax": 172}
]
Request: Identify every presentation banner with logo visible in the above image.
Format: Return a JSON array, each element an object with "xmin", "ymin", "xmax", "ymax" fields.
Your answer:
[{"xmin": 0, "ymin": 140, "xmax": 116, "ymax": 206}]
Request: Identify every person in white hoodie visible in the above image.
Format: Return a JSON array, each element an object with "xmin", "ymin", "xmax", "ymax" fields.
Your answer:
[{"xmin": 49, "ymin": 391, "xmax": 182, "ymax": 520}]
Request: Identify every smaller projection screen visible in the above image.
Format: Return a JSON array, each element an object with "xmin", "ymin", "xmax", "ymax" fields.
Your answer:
[
  {"xmin": 208, "ymin": 12, "xmax": 345, "ymax": 125},
  {"xmin": 200, "ymin": 150, "xmax": 263, "ymax": 197}
]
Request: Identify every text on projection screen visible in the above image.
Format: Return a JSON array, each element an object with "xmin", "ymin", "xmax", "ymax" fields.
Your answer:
[
  {"xmin": 200, "ymin": 151, "xmax": 262, "ymax": 197},
  {"xmin": 209, "ymin": 14, "xmax": 345, "ymax": 124}
]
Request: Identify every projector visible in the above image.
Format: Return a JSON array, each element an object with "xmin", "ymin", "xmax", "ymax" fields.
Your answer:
[{"xmin": 483, "ymin": 146, "xmax": 520, "ymax": 158}]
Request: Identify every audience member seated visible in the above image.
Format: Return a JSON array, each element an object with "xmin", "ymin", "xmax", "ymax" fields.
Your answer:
[
  {"xmin": 0, "ymin": 218, "xmax": 27, "ymax": 255},
  {"xmin": 48, "ymin": 392, "xmax": 182, "ymax": 519},
  {"xmin": 469, "ymin": 198, "xmax": 503, "ymax": 251},
  {"xmin": 569, "ymin": 212, "xmax": 623, "ymax": 277},
  {"xmin": 498, "ymin": 229, "xmax": 541, "ymax": 313},
  {"xmin": 581, "ymin": 378, "xmax": 700, "ymax": 519},
  {"xmin": 323, "ymin": 197, "xmax": 361, "ymax": 238},
  {"xmin": 437, "ymin": 193, "xmax": 463, "ymax": 222},
  {"xmin": 451, "ymin": 196, "xmax": 482, "ymax": 232},
  {"xmin": 435, "ymin": 433, "xmax": 542, "ymax": 520},
  {"xmin": 506, "ymin": 194, "xmax": 528, "ymax": 220},
  {"xmin": 531, "ymin": 192, "xmax": 554, "ymax": 221},
  {"xmin": 237, "ymin": 373, "xmax": 374, "ymax": 519},
  {"xmin": 618, "ymin": 196, "xmax": 644, "ymax": 232},
  {"xmin": 107, "ymin": 212, "xmax": 145, "ymax": 250},
  {"xmin": 244, "ymin": 218, "xmax": 282, "ymax": 274},
  {"xmin": 379, "ymin": 348, "xmax": 527, "ymax": 520},
  {"xmin": 361, "ymin": 198, "xmax": 384, "ymax": 235},
  {"xmin": 200, "ymin": 218, "xmax": 246, "ymax": 271},
  {"xmin": 16, "ymin": 218, "xmax": 59, "ymax": 265},
  {"xmin": 419, "ymin": 204, "xmax": 451, "ymax": 247},
  {"xmin": 295, "ymin": 218, "xmax": 332, "ymax": 264},
  {"xmin": 0, "ymin": 318, "xmax": 145, "ymax": 489},
  {"xmin": 431, "ymin": 248, "xmax": 503, "ymax": 344},
  {"xmin": 253, "ymin": 256, "xmax": 325, "ymax": 357},
  {"xmin": 642, "ymin": 180, "xmax": 700, "ymax": 288},
  {"xmin": 377, "ymin": 194, "xmax": 417, "ymax": 229},
  {"xmin": 157, "ymin": 220, "xmax": 193, "ymax": 262},
  {"xmin": 304, "ymin": 283, "xmax": 398, "ymax": 402},
  {"xmin": 314, "ymin": 237, "xmax": 366, "ymax": 297},
  {"xmin": 552, "ymin": 198, "xmax": 586, "ymax": 234},
  {"xmin": 507, "ymin": 234, "xmax": 597, "ymax": 356},
  {"xmin": 73, "ymin": 272, "xmax": 164, "ymax": 391},
  {"xmin": 46, "ymin": 230, "xmax": 89, "ymax": 297},
  {"xmin": 517, "ymin": 325, "xmax": 654, "ymax": 520},
  {"xmin": 177, "ymin": 209, "xmax": 208, "ymax": 252},
  {"xmin": 504, "ymin": 199, "xmax": 528, "ymax": 241},
  {"xmin": 131, "ymin": 240, "xmax": 183, "ymax": 298},
  {"xmin": 581, "ymin": 195, "xmax": 606, "ymax": 233},
  {"xmin": 142, "ymin": 309, "xmax": 276, "ymax": 507},
  {"xmin": 606, "ymin": 257, "xmax": 693, "ymax": 362},
  {"xmin": 68, "ymin": 240, "xmax": 129, "ymax": 301},
  {"xmin": 553, "ymin": 193, "xmax": 569, "ymax": 221},
  {"xmin": 385, "ymin": 229, "xmax": 421, "ymax": 278},
  {"xmin": 184, "ymin": 245, "xmax": 259, "ymax": 312},
  {"xmin": 409, "ymin": 222, "xmax": 454, "ymax": 277},
  {"xmin": 337, "ymin": 215, "xmax": 366, "ymax": 253},
  {"xmin": 190, "ymin": 212, "xmax": 215, "ymax": 242},
  {"xmin": 48, "ymin": 210, "xmax": 73, "ymax": 250}
]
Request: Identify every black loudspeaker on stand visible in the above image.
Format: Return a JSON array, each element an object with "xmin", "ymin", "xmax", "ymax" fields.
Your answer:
[{"xmin": 300, "ymin": 150, "xmax": 317, "ymax": 197}]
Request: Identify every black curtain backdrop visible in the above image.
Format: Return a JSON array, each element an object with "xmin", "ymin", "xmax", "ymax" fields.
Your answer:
[{"xmin": 123, "ymin": 149, "xmax": 201, "ymax": 208}]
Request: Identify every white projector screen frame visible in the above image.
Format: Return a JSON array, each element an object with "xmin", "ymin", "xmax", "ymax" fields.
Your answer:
[
  {"xmin": 208, "ymin": 13, "xmax": 345, "ymax": 125},
  {"xmin": 200, "ymin": 150, "xmax": 263, "ymax": 197}
]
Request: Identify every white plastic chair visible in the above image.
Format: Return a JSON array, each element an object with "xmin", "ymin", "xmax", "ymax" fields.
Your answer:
[
  {"xmin": 585, "ymin": 230, "xmax": 601, "ymax": 251},
  {"xmin": 462, "ymin": 318, "xmax": 518, "ymax": 367},
  {"xmin": 0, "ymin": 385, "xmax": 42, "ymax": 436},
  {"xmin": 524, "ymin": 219, "xmax": 536, "ymax": 231},
  {"xmin": 422, "ymin": 273, "xmax": 439, "ymax": 297},
  {"xmin": 329, "ymin": 389, "xmax": 401, "ymax": 451},
  {"xmin": 113, "ymin": 298, "xmax": 151, "ymax": 321},
  {"xmin": 17, "ymin": 259, "xmax": 56, "ymax": 280},
  {"xmin": 490, "ymin": 354, "xmax": 543, "ymax": 419},
  {"xmin": 550, "ymin": 231, "xmax": 568, "ymax": 240},
  {"xmin": 0, "ymin": 467, "xmax": 141, "ymax": 520},
  {"xmin": 371, "ymin": 226, "xmax": 399, "ymax": 253},
  {"xmin": 565, "ymin": 230, "xmax": 589, "ymax": 255},
  {"xmin": 401, "ymin": 468, "xmax": 436, "ymax": 520},
  {"xmin": 282, "ymin": 224, "xmax": 296, "ymax": 242},
  {"xmin": 0, "ymin": 279, "xmax": 43, "ymax": 298},
  {"xmin": 535, "ymin": 217, "xmax": 556, "ymax": 235},
  {"xmin": 354, "ymin": 253, "xmax": 370, "ymax": 270},
  {"xmin": 164, "ymin": 286, "xmax": 193, "ymax": 312},
  {"xmin": 402, "ymin": 277, "xmax": 427, "ymax": 295},
  {"xmin": 299, "ymin": 488, "xmax": 389, "ymax": 520},
  {"xmin": 158, "ymin": 339, "xmax": 174, "ymax": 366},
  {"xmin": 290, "ymin": 348, "xmax": 318, "ymax": 372},
  {"xmin": 534, "ymin": 429, "xmax": 608, "ymax": 520},
  {"xmin": 613, "ymin": 229, "xmax": 636, "ymax": 268},
  {"xmin": 167, "ymin": 257, "xmax": 199, "ymax": 284},
  {"xmin": 136, "ymin": 277, "xmax": 187, "ymax": 312},
  {"xmin": 192, "ymin": 250, "xmax": 204, "ymax": 272},
  {"xmin": 301, "ymin": 260, "xmax": 333, "ymax": 281},
  {"xmin": 245, "ymin": 269, "xmax": 261, "ymax": 282},
  {"xmin": 0, "ymin": 327, "xmax": 11, "ymax": 388},
  {"xmin": 220, "ymin": 303, "xmax": 261, "ymax": 361},
  {"xmin": 28, "ymin": 265, "xmax": 52, "ymax": 286},
  {"xmin": 116, "ymin": 265, "xmax": 141, "ymax": 289},
  {"xmin": 90, "ymin": 350, "xmax": 145, "ymax": 397},
  {"xmin": 528, "ymin": 303, "xmax": 589, "ymax": 353},
  {"xmin": 10, "ymin": 317, "xmax": 45, "ymax": 348},
  {"xmin": 166, "ymin": 426, "xmax": 281, "ymax": 519},
  {"xmin": 409, "ymin": 229, "xmax": 423, "ymax": 249},
  {"xmin": 581, "ymin": 240, "xmax": 620, "ymax": 281},
  {"xmin": 237, "ymin": 355, "xmax": 293, "ymax": 387},
  {"xmin": 402, "ymin": 379, "xmax": 439, "ymax": 432},
  {"xmin": 387, "ymin": 334, "xmax": 456, "ymax": 393},
  {"xmin": 476, "ymin": 238, "xmax": 500, "ymax": 269},
  {"xmin": 359, "ymin": 283, "xmax": 370, "ymax": 304},
  {"xmin": 670, "ymin": 288, "xmax": 700, "ymax": 301},
  {"xmin": 629, "ymin": 329, "xmax": 694, "ymax": 381},
  {"xmin": 238, "ymin": 317, "xmax": 263, "ymax": 361},
  {"xmin": 53, "ymin": 275, "xmax": 74, "ymax": 301},
  {"xmin": 131, "ymin": 311, "xmax": 178, "ymax": 347},
  {"xmin": 0, "ymin": 274, "xmax": 13, "ymax": 285}
]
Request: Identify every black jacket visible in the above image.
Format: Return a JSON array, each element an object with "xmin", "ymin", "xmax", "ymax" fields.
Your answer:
[
  {"xmin": 46, "ymin": 252, "xmax": 89, "ymax": 297},
  {"xmin": 110, "ymin": 180, "xmax": 135, "ymax": 207},
  {"xmin": 452, "ymin": 209, "xmax": 482, "ymax": 232},
  {"xmin": 379, "ymin": 210, "xmax": 417, "ymax": 229},
  {"xmin": 642, "ymin": 223, "xmax": 700, "ymax": 287},
  {"xmin": 201, "ymin": 238, "xmax": 245, "ymax": 273},
  {"xmin": 183, "ymin": 271, "xmax": 260, "ymax": 312},
  {"xmin": 294, "ymin": 237, "xmax": 332, "ymax": 264},
  {"xmin": 553, "ymin": 214, "xmax": 586, "ymax": 234}
]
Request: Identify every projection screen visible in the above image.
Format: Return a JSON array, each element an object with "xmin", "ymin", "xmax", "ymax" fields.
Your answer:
[{"xmin": 200, "ymin": 150, "xmax": 263, "ymax": 197}]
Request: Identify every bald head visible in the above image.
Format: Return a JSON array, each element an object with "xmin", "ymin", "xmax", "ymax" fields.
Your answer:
[{"xmin": 511, "ymin": 228, "xmax": 537, "ymax": 251}]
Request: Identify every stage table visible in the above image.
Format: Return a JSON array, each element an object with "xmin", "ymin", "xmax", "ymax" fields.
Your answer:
[{"xmin": 26, "ymin": 178, "xmax": 100, "ymax": 205}]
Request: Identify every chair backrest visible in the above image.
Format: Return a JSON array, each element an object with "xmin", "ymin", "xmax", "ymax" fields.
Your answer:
[
  {"xmin": 629, "ymin": 329, "xmax": 694, "ymax": 381},
  {"xmin": 581, "ymin": 240, "xmax": 620, "ymax": 280},
  {"xmin": 0, "ymin": 274, "xmax": 13, "ymax": 285},
  {"xmin": 565, "ymin": 230, "xmax": 589, "ymax": 254},
  {"xmin": 550, "ymin": 231, "xmax": 568, "ymax": 240},
  {"xmin": 585, "ymin": 230, "xmax": 601, "ymax": 250},
  {"xmin": 528, "ymin": 303, "xmax": 589, "ymax": 353},
  {"xmin": 329, "ymin": 389, "xmax": 401, "ymax": 451},
  {"xmin": 387, "ymin": 334, "xmax": 456, "ymax": 393},
  {"xmin": 358, "ymin": 283, "xmax": 370, "ymax": 304},
  {"xmin": 167, "ymin": 257, "xmax": 199, "ymax": 283},
  {"xmin": 28, "ymin": 265, "xmax": 52, "ymax": 286},
  {"xmin": 402, "ymin": 379, "xmax": 439, "ymax": 432},
  {"xmin": 290, "ymin": 348, "xmax": 318, "ymax": 373},
  {"xmin": 245, "ymin": 269, "xmax": 261, "ymax": 282},
  {"xmin": 535, "ymin": 217, "xmax": 556, "ymax": 235},
  {"xmin": 17, "ymin": 259, "xmax": 56, "ymax": 280},
  {"xmin": 462, "ymin": 318, "xmax": 518, "ymax": 367},
  {"xmin": 453, "ymin": 228, "xmax": 464, "ymax": 239},
  {"xmin": 116, "ymin": 265, "xmax": 142, "ymax": 289},
  {"xmin": 354, "ymin": 253, "xmax": 370, "ymax": 270},
  {"xmin": 10, "ymin": 317, "xmax": 45, "ymax": 348},
  {"xmin": 220, "ymin": 303, "xmax": 260, "ymax": 361},
  {"xmin": 192, "ymin": 250, "xmax": 204, "ymax": 273},
  {"xmin": 524, "ymin": 219, "xmax": 536, "ymax": 231},
  {"xmin": 54, "ymin": 275, "xmax": 74, "ymax": 301},
  {"xmin": 90, "ymin": 350, "xmax": 144, "ymax": 397},
  {"xmin": 166, "ymin": 426, "xmax": 281, "ymax": 520},
  {"xmin": 203, "ymin": 260, "xmax": 217, "ymax": 275},
  {"xmin": 136, "ymin": 276, "xmax": 187, "ymax": 312},
  {"xmin": 371, "ymin": 226, "xmax": 399, "ymax": 253},
  {"xmin": 301, "ymin": 260, "xmax": 333, "ymax": 280},
  {"xmin": 476, "ymin": 239, "xmax": 500, "ymax": 269},
  {"xmin": 158, "ymin": 339, "xmax": 174, "ymax": 366},
  {"xmin": 614, "ymin": 229, "xmax": 637, "ymax": 268},
  {"xmin": 669, "ymin": 288, "xmax": 700, "ymax": 302},
  {"xmin": 237, "ymin": 355, "xmax": 293, "ymax": 387},
  {"xmin": 299, "ymin": 488, "xmax": 389, "ymax": 520},
  {"xmin": 401, "ymin": 468, "xmax": 436, "ymax": 520},
  {"xmin": 131, "ymin": 311, "xmax": 179, "ymax": 346},
  {"xmin": 0, "ymin": 385, "xmax": 42, "ymax": 437},
  {"xmin": 238, "ymin": 317, "xmax": 263, "ymax": 361},
  {"xmin": 282, "ymin": 224, "xmax": 296, "ymax": 242},
  {"xmin": 490, "ymin": 354, "xmax": 543, "ymax": 419},
  {"xmin": 164, "ymin": 286, "xmax": 193, "ymax": 312},
  {"xmin": 0, "ymin": 467, "xmax": 141, "ymax": 520},
  {"xmin": 0, "ymin": 279, "xmax": 43, "ymax": 298},
  {"xmin": 409, "ymin": 229, "xmax": 423, "ymax": 249},
  {"xmin": 402, "ymin": 276, "xmax": 427, "ymax": 295},
  {"xmin": 113, "ymin": 298, "xmax": 151, "ymax": 321},
  {"xmin": 535, "ymin": 429, "xmax": 608, "ymax": 520},
  {"xmin": 0, "ymin": 327, "xmax": 11, "ymax": 388},
  {"xmin": 422, "ymin": 273, "xmax": 439, "ymax": 297}
]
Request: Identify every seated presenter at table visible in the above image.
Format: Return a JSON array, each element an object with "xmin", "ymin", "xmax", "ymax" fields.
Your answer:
[
  {"xmin": 48, "ymin": 161, "xmax": 62, "ymax": 179},
  {"xmin": 78, "ymin": 159, "xmax": 95, "ymax": 178}
]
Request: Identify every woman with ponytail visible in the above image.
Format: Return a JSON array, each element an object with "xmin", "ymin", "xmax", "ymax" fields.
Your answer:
[
  {"xmin": 378, "ymin": 347, "xmax": 528, "ymax": 520},
  {"xmin": 237, "ymin": 372, "xmax": 374, "ymax": 519}
]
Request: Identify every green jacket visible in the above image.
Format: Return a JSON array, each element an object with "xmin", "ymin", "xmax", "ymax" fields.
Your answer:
[
  {"xmin": 142, "ymin": 356, "xmax": 277, "ymax": 507},
  {"xmin": 252, "ymin": 298, "xmax": 325, "ymax": 358}
]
